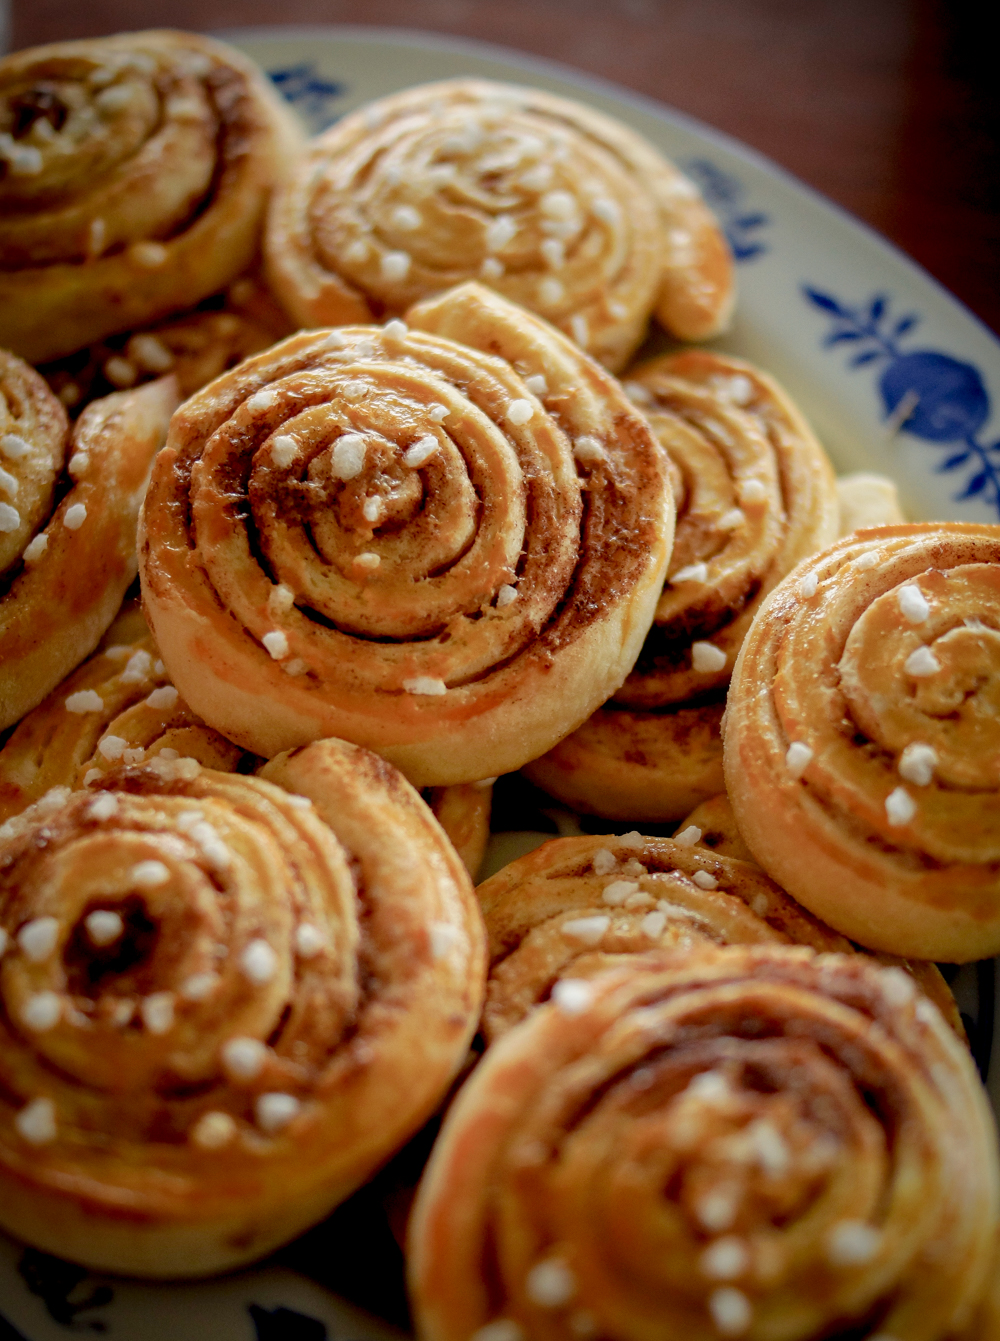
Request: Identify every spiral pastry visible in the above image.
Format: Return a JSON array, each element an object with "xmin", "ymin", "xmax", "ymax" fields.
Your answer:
[
  {"xmin": 409, "ymin": 944, "xmax": 999, "ymax": 1341},
  {"xmin": 477, "ymin": 831, "xmax": 958, "ymax": 1042},
  {"xmin": 0, "ymin": 621, "xmax": 253, "ymax": 822},
  {"xmin": 0, "ymin": 350, "xmax": 177, "ymax": 731},
  {"xmin": 139, "ymin": 282, "xmax": 674, "ymax": 785},
  {"xmin": 525, "ymin": 351, "xmax": 838, "ymax": 820},
  {"xmin": 724, "ymin": 522, "xmax": 1000, "ymax": 962},
  {"xmin": 40, "ymin": 269, "xmax": 294, "ymax": 415},
  {"xmin": 0, "ymin": 736, "xmax": 485, "ymax": 1277},
  {"xmin": 0, "ymin": 30, "xmax": 302, "ymax": 363},
  {"xmin": 265, "ymin": 78, "xmax": 734, "ymax": 372}
]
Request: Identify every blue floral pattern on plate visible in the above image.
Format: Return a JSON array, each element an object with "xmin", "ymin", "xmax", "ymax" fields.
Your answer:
[
  {"xmin": 683, "ymin": 158, "xmax": 770, "ymax": 261},
  {"xmin": 803, "ymin": 286, "xmax": 1000, "ymax": 519},
  {"xmin": 268, "ymin": 64, "xmax": 346, "ymax": 132}
]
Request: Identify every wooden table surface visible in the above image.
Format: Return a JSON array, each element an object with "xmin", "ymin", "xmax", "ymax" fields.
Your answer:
[{"xmin": 10, "ymin": 0, "xmax": 1000, "ymax": 338}]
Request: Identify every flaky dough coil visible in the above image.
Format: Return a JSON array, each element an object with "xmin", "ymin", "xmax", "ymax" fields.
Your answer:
[
  {"xmin": 409, "ymin": 944, "xmax": 999, "ymax": 1341},
  {"xmin": 139, "ymin": 282, "xmax": 674, "ymax": 786},
  {"xmin": 724, "ymin": 522, "xmax": 1000, "ymax": 962},
  {"xmin": 0, "ymin": 30, "xmax": 302, "ymax": 363},
  {"xmin": 265, "ymin": 77, "xmax": 734, "ymax": 371},
  {"xmin": 0, "ymin": 737, "xmax": 485, "ymax": 1277},
  {"xmin": 525, "ymin": 351, "xmax": 838, "ymax": 819}
]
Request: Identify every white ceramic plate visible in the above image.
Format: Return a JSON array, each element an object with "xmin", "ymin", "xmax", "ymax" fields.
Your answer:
[{"xmin": 2, "ymin": 25, "xmax": 997, "ymax": 1340}]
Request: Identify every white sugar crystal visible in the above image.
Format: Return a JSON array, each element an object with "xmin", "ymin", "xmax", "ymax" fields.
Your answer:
[
  {"xmin": 269, "ymin": 583, "xmax": 295, "ymax": 616},
  {"xmin": 525, "ymin": 374, "xmax": 548, "ymax": 396},
  {"xmin": 190, "ymin": 821, "xmax": 231, "ymax": 870},
  {"xmin": 540, "ymin": 237, "xmax": 565, "ymax": 268},
  {"xmin": 18, "ymin": 917, "xmax": 59, "ymax": 962},
  {"xmin": 674, "ymin": 825, "xmax": 702, "ymax": 847},
  {"xmin": 507, "ymin": 399, "xmax": 534, "ymax": 426},
  {"xmin": 697, "ymin": 1187, "xmax": 738, "ymax": 1232},
  {"xmin": 797, "ymin": 571, "xmax": 819, "ymax": 599},
  {"xmin": 283, "ymin": 659, "xmax": 308, "ymax": 677},
  {"xmin": 120, "ymin": 648, "xmax": 152, "ymax": 682},
  {"xmin": 904, "ymin": 645, "xmax": 941, "ymax": 676},
  {"xmin": 403, "ymin": 676, "xmax": 447, "ymax": 696},
  {"xmin": 551, "ymin": 978, "xmax": 594, "ymax": 1016},
  {"xmin": 0, "ymin": 465, "xmax": 19, "ymax": 497},
  {"xmin": 740, "ymin": 479, "xmax": 767, "ymax": 505},
  {"xmin": 132, "ymin": 860, "xmax": 170, "ymax": 887},
  {"xmin": 295, "ymin": 923, "xmax": 326, "ymax": 958},
  {"xmin": 15, "ymin": 1097, "xmax": 57, "ymax": 1146},
  {"xmin": 592, "ymin": 848, "xmax": 616, "ymax": 875},
  {"xmin": 23, "ymin": 533, "xmax": 48, "ymax": 561},
  {"xmin": 602, "ymin": 880, "xmax": 639, "ymax": 906},
  {"xmin": 429, "ymin": 921, "xmax": 463, "ymax": 959},
  {"xmin": 590, "ymin": 196, "xmax": 620, "ymax": 224},
  {"xmin": 569, "ymin": 315, "xmax": 589, "ymax": 346},
  {"xmin": 641, "ymin": 911, "xmax": 668, "ymax": 938},
  {"xmin": 255, "ymin": 1091, "xmax": 301, "ymax": 1135},
  {"xmin": 898, "ymin": 742, "xmax": 938, "ymax": 786},
  {"xmin": 717, "ymin": 508, "xmax": 745, "ymax": 531},
  {"xmin": 693, "ymin": 870, "xmax": 719, "ymax": 890},
  {"xmin": 885, "ymin": 787, "xmax": 916, "ymax": 826},
  {"xmin": 241, "ymin": 938, "xmax": 277, "ymax": 985},
  {"xmin": 332, "ymin": 433, "xmax": 367, "ymax": 479},
  {"xmin": 709, "ymin": 1287, "xmax": 752, "ymax": 1336},
  {"xmin": 880, "ymin": 966, "xmax": 915, "ymax": 1008},
  {"xmin": 403, "ymin": 435, "xmax": 438, "ymax": 467},
  {"xmin": 561, "ymin": 915, "xmax": 610, "ymax": 946},
  {"xmin": 22, "ymin": 991, "xmax": 62, "ymax": 1031},
  {"xmin": 63, "ymin": 503, "xmax": 87, "ymax": 530},
  {"xmin": 381, "ymin": 250, "xmax": 411, "ymax": 282},
  {"xmin": 540, "ymin": 190, "xmax": 577, "ymax": 220},
  {"xmin": 480, "ymin": 256, "xmax": 505, "ymax": 280},
  {"xmin": 82, "ymin": 769, "xmax": 103, "ymax": 786},
  {"xmin": 496, "ymin": 584, "xmax": 518, "ymax": 607},
  {"xmin": 525, "ymin": 1257, "xmax": 576, "ymax": 1307},
  {"xmin": 619, "ymin": 832, "xmax": 644, "ymax": 849},
  {"xmin": 428, "ymin": 403, "xmax": 450, "ymax": 422},
  {"xmin": 1, "ymin": 433, "xmax": 31, "ymax": 460},
  {"xmin": 353, "ymin": 552, "xmax": 381, "ymax": 572},
  {"xmin": 470, "ymin": 1322, "xmax": 524, "ymax": 1341},
  {"xmin": 129, "ymin": 333, "xmax": 174, "ymax": 372},
  {"xmin": 898, "ymin": 585, "xmax": 930, "ymax": 623},
  {"xmin": 344, "ymin": 238, "xmax": 369, "ymax": 263},
  {"xmin": 539, "ymin": 276, "xmax": 565, "ymax": 306},
  {"xmin": 141, "ymin": 991, "xmax": 175, "ymax": 1035},
  {"xmin": 857, "ymin": 550, "xmax": 880, "ymax": 569},
  {"xmin": 270, "ymin": 435, "xmax": 298, "ymax": 468},
  {"xmin": 190, "ymin": 1110, "xmax": 236, "ymax": 1150},
  {"xmin": 701, "ymin": 1237, "xmax": 749, "ymax": 1280},
  {"xmin": 67, "ymin": 453, "xmax": 89, "ymax": 478},
  {"xmin": 221, "ymin": 1035, "xmax": 268, "ymax": 1081},
  {"xmin": 180, "ymin": 971, "xmax": 219, "ymax": 1001},
  {"xmin": 672, "ymin": 562, "xmax": 709, "ymax": 584},
  {"xmin": 85, "ymin": 910, "xmax": 123, "ymax": 946},
  {"xmin": 129, "ymin": 241, "xmax": 169, "ymax": 268},
  {"xmin": 392, "ymin": 206, "xmax": 421, "ymax": 231},
  {"xmin": 146, "ymin": 685, "xmax": 178, "ymax": 710},
  {"xmin": 65, "ymin": 690, "xmax": 104, "ymax": 714},
  {"xmin": 692, "ymin": 642, "xmax": 727, "ymax": 674},
  {"xmin": 246, "ymin": 390, "xmax": 277, "ymax": 413},
  {"xmin": 262, "ymin": 630, "xmax": 290, "ymax": 660},
  {"xmin": 520, "ymin": 162, "xmax": 552, "ymax": 191},
  {"xmin": 785, "ymin": 741, "xmax": 813, "ymax": 778},
  {"xmin": 383, "ymin": 318, "xmax": 408, "ymax": 338},
  {"xmin": 827, "ymin": 1220, "xmax": 882, "ymax": 1266},
  {"xmin": 573, "ymin": 435, "xmax": 604, "ymax": 463},
  {"xmin": 689, "ymin": 1072, "xmax": 730, "ymax": 1104},
  {"xmin": 485, "ymin": 215, "xmax": 517, "ymax": 251}
]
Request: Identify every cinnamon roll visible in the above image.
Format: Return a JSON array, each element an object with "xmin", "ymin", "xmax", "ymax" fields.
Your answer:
[
  {"xmin": 525, "ymin": 351, "xmax": 839, "ymax": 820},
  {"xmin": 724, "ymin": 522, "xmax": 1000, "ymax": 962},
  {"xmin": 0, "ymin": 30, "xmax": 302, "ymax": 363},
  {"xmin": 409, "ymin": 944, "xmax": 1000, "ymax": 1341},
  {"xmin": 0, "ymin": 350, "xmax": 177, "ymax": 731},
  {"xmin": 476, "ymin": 831, "xmax": 959, "ymax": 1043},
  {"xmin": 265, "ymin": 78, "xmax": 734, "ymax": 371},
  {"xmin": 139, "ymin": 282, "xmax": 674, "ymax": 786},
  {"xmin": 0, "ymin": 737, "xmax": 485, "ymax": 1277}
]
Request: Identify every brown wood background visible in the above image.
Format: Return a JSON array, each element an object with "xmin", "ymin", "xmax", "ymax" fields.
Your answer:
[{"xmin": 10, "ymin": 0, "xmax": 1000, "ymax": 338}]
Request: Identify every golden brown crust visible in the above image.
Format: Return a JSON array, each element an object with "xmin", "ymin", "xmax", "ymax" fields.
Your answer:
[
  {"xmin": 675, "ymin": 792, "xmax": 758, "ymax": 863},
  {"xmin": 526, "ymin": 351, "xmax": 838, "ymax": 820},
  {"xmin": 409, "ymin": 945, "xmax": 1000, "ymax": 1341},
  {"xmin": 139, "ymin": 282, "xmax": 674, "ymax": 786},
  {"xmin": 836, "ymin": 470, "xmax": 906, "ymax": 535},
  {"xmin": 0, "ymin": 30, "xmax": 303, "ymax": 363},
  {"xmin": 0, "ymin": 623, "xmax": 252, "ymax": 822},
  {"xmin": 0, "ymin": 353, "xmax": 178, "ymax": 731},
  {"xmin": 426, "ymin": 782, "xmax": 493, "ymax": 882},
  {"xmin": 0, "ymin": 737, "xmax": 486, "ymax": 1277},
  {"xmin": 265, "ymin": 77, "xmax": 734, "ymax": 371},
  {"xmin": 724, "ymin": 523, "xmax": 1000, "ymax": 961}
]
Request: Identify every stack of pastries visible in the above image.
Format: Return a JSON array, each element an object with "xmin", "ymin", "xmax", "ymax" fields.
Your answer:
[{"xmin": 1, "ymin": 27, "xmax": 998, "ymax": 1340}]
